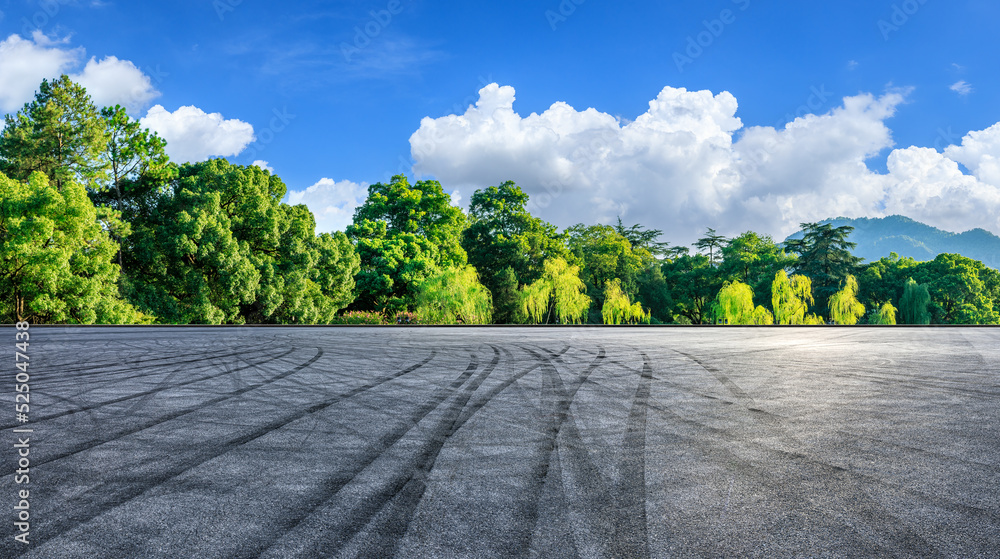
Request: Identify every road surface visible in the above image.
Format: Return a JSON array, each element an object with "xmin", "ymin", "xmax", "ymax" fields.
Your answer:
[{"xmin": 2, "ymin": 326, "xmax": 999, "ymax": 558}]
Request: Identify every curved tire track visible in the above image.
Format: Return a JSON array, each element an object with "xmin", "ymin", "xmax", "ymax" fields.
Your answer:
[{"xmin": 0, "ymin": 349, "xmax": 439, "ymax": 552}]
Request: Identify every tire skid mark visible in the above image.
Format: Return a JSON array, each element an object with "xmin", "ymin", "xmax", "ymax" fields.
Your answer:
[
  {"xmin": 296, "ymin": 348, "xmax": 502, "ymax": 558},
  {"xmin": 817, "ymin": 370, "xmax": 1000, "ymax": 399},
  {"xmin": 516, "ymin": 345, "xmax": 642, "ymax": 559},
  {"xmin": 631, "ymin": 346, "xmax": 943, "ymax": 555},
  {"xmin": 8, "ymin": 344, "xmax": 285, "ymax": 437},
  {"xmin": 0, "ymin": 347, "xmax": 309, "ymax": 478},
  {"xmin": 0, "ymin": 346, "xmax": 297, "ymax": 430},
  {"xmin": 506, "ymin": 346, "xmax": 564, "ymax": 559},
  {"xmin": 0, "ymin": 349, "xmax": 440, "ymax": 549},
  {"xmin": 24, "ymin": 341, "xmax": 274, "ymax": 393},
  {"xmin": 527, "ymin": 346, "xmax": 647, "ymax": 559},
  {"xmin": 614, "ymin": 351, "xmax": 653, "ymax": 559},
  {"xmin": 29, "ymin": 341, "xmax": 265, "ymax": 380},
  {"xmin": 641, "ymin": 395, "xmax": 956, "ymax": 556},
  {"xmin": 673, "ymin": 349, "xmax": 756, "ymax": 406},
  {"xmin": 530, "ymin": 437, "xmax": 582, "ymax": 559},
  {"xmin": 246, "ymin": 347, "xmax": 496, "ymax": 557}
]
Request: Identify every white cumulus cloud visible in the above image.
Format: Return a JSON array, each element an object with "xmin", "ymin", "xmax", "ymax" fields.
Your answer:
[
  {"xmin": 287, "ymin": 178, "xmax": 369, "ymax": 234},
  {"xmin": 410, "ymin": 83, "xmax": 1000, "ymax": 245},
  {"xmin": 71, "ymin": 56, "xmax": 160, "ymax": 115},
  {"xmin": 140, "ymin": 105, "xmax": 255, "ymax": 164},
  {"xmin": 0, "ymin": 32, "xmax": 161, "ymax": 117},
  {"xmin": 253, "ymin": 160, "xmax": 274, "ymax": 173},
  {"xmin": 0, "ymin": 33, "xmax": 81, "ymax": 113}
]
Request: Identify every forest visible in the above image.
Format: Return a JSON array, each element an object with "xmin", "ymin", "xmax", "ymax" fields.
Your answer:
[{"xmin": 2, "ymin": 77, "xmax": 999, "ymax": 326}]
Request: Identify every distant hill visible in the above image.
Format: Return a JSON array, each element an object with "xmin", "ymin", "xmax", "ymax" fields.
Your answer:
[{"xmin": 784, "ymin": 216, "xmax": 1000, "ymax": 269}]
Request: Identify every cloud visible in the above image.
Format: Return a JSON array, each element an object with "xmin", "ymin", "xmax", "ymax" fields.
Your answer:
[
  {"xmin": 0, "ymin": 33, "xmax": 81, "ymax": 113},
  {"xmin": 71, "ymin": 56, "xmax": 160, "ymax": 115},
  {"xmin": 253, "ymin": 160, "xmax": 274, "ymax": 173},
  {"xmin": 943, "ymin": 123, "xmax": 1000, "ymax": 187},
  {"xmin": 140, "ymin": 105, "xmax": 255, "ymax": 164},
  {"xmin": 287, "ymin": 178, "xmax": 369, "ymax": 233},
  {"xmin": 0, "ymin": 33, "xmax": 161, "ymax": 117},
  {"xmin": 950, "ymin": 80, "xmax": 973, "ymax": 96},
  {"xmin": 410, "ymin": 83, "xmax": 1000, "ymax": 245}
]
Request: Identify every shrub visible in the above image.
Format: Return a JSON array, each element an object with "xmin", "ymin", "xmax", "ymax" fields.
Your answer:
[{"xmin": 330, "ymin": 310, "xmax": 387, "ymax": 325}]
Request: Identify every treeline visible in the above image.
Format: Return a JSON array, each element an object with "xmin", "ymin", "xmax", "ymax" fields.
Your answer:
[{"xmin": 2, "ymin": 77, "xmax": 999, "ymax": 325}]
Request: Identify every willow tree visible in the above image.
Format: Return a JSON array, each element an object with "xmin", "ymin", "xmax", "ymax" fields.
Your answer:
[
  {"xmin": 751, "ymin": 305, "xmax": 775, "ymax": 325},
  {"xmin": 899, "ymin": 277, "xmax": 931, "ymax": 324},
  {"xmin": 520, "ymin": 257, "xmax": 590, "ymax": 324},
  {"xmin": 772, "ymin": 270, "xmax": 814, "ymax": 325},
  {"xmin": 870, "ymin": 302, "xmax": 897, "ymax": 325},
  {"xmin": 829, "ymin": 275, "xmax": 865, "ymax": 325},
  {"xmin": 714, "ymin": 280, "xmax": 772, "ymax": 325},
  {"xmin": 714, "ymin": 281, "xmax": 754, "ymax": 324},
  {"xmin": 414, "ymin": 265, "xmax": 492, "ymax": 324},
  {"xmin": 601, "ymin": 278, "xmax": 649, "ymax": 325}
]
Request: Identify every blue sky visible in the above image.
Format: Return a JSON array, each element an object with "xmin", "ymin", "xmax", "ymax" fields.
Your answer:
[{"xmin": 2, "ymin": 0, "xmax": 999, "ymax": 244}]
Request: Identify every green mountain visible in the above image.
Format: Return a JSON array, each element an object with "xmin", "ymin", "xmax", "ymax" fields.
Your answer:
[{"xmin": 785, "ymin": 215, "xmax": 1000, "ymax": 269}]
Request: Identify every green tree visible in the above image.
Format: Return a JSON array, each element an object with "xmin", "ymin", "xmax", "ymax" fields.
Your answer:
[
  {"xmin": 0, "ymin": 172, "xmax": 147, "ymax": 323},
  {"xmin": 719, "ymin": 231, "xmax": 796, "ymax": 307},
  {"xmin": 771, "ymin": 270, "xmax": 815, "ymax": 325},
  {"xmin": 662, "ymin": 253, "xmax": 722, "ymax": 324},
  {"xmin": 828, "ymin": 275, "xmax": 865, "ymax": 325},
  {"xmin": 911, "ymin": 253, "xmax": 999, "ymax": 324},
  {"xmin": 348, "ymin": 175, "xmax": 466, "ymax": 313},
  {"xmin": 414, "ymin": 265, "xmax": 492, "ymax": 324},
  {"xmin": 89, "ymin": 105, "xmax": 177, "ymax": 269},
  {"xmin": 870, "ymin": 302, "xmax": 897, "ymax": 325},
  {"xmin": 490, "ymin": 266, "xmax": 522, "ymax": 324},
  {"xmin": 0, "ymin": 76, "xmax": 108, "ymax": 192},
  {"xmin": 713, "ymin": 281, "xmax": 754, "ymax": 324},
  {"xmin": 614, "ymin": 217, "xmax": 672, "ymax": 256},
  {"xmin": 90, "ymin": 105, "xmax": 175, "ymax": 216},
  {"xmin": 899, "ymin": 277, "xmax": 931, "ymax": 325},
  {"xmin": 785, "ymin": 222, "xmax": 862, "ymax": 312},
  {"xmin": 712, "ymin": 280, "xmax": 773, "ymax": 325},
  {"xmin": 601, "ymin": 278, "xmax": 649, "ymax": 325},
  {"xmin": 694, "ymin": 227, "xmax": 728, "ymax": 267},
  {"xmin": 127, "ymin": 160, "xmax": 357, "ymax": 323},
  {"xmin": 752, "ymin": 305, "xmax": 775, "ymax": 325},
  {"xmin": 566, "ymin": 223, "xmax": 650, "ymax": 320},
  {"xmin": 520, "ymin": 257, "xmax": 590, "ymax": 324},
  {"xmin": 635, "ymin": 264, "xmax": 672, "ymax": 323},
  {"xmin": 856, "ymin": 253, "xmax": 918, "ymax": 318},
  {"xmin": 462, "ymin": 181, "xmax": 569, "ymax": 322}
]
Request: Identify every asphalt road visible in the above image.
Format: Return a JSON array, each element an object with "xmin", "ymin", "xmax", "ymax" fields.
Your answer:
[{"xmin": 2, "ymin": 326, "xmax": 999, "ymax": 558}]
